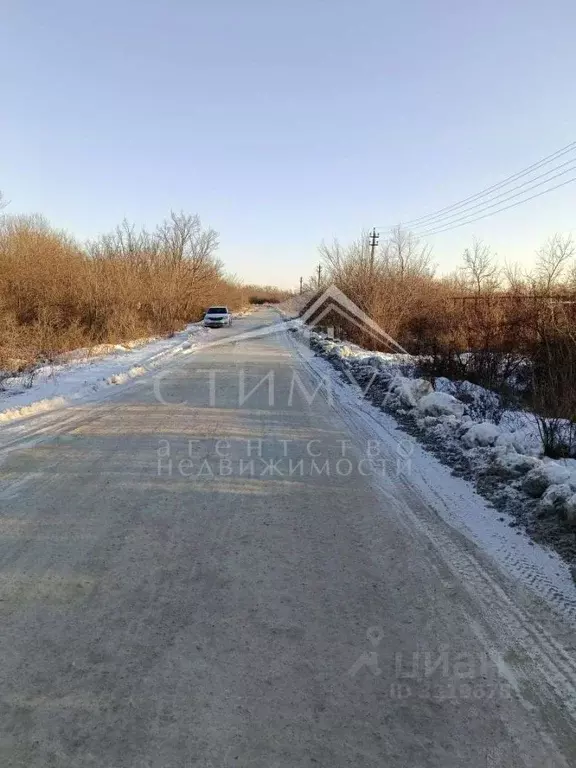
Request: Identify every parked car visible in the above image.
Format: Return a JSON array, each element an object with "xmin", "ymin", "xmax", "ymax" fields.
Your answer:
[{"xmin": 203, "ymin": 306, "xmax": 232, "ymax": 328}]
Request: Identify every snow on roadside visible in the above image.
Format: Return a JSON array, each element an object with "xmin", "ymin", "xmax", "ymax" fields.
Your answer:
[
  {"xmin": 287, "ymin": 325, "xmax": 576, "ymax": 619},
  {"xmin": 287, "ymin": 321, "xmax": 576, "ymax": 576},
  {"xmin": 0, "ymin": 324, "xmax": 211, "ymax": 427}
]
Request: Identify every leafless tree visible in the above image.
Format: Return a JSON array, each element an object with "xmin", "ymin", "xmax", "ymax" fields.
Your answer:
[
  {"xmin": 502, "ymin": 259, "xmax": 526, "ymax": 293},
  {"xmin": 318, "ymin": 238, "xmax": 346, "ymax": 279},
  {"xmin": 319, "ymin": 233, "xmax": 369, "ymax": 284},
  {"xmin": 380, "ymin": 226, "xmax": 434, "ymax": 280},
  {"xmin": 534, "ymin": 233, "xmax": 575, "ymax": 293},
  {"xmin": 152, "ymin": 211, "xmax": 221, "ymax": 296},
  {"xmin": 319, "ymin": 232, "xmax": 382, "ymax": 311},
  {"xmin": 567, "ymin": 261, "xmax": 576, "ymax": 290},
  {"xmin": 155, "ymin": 211, "xmax": 219, "ymax": 265},
  {"xmin": 460, "ymin": 238, "xmax": 500, "ymax": 294},
  {"xmin": 89, "ymin": 219, "xmax": 160, "ymax": 264}
]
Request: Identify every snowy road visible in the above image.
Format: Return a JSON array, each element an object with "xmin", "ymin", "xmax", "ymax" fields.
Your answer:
[{"xmin": 0, "ymin": 308, "xmax": 576, "ymax": 767}]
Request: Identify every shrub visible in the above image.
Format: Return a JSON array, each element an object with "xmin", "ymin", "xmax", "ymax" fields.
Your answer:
[
  {"xmin": 312, "ymin": 229, "xmax": 576, "ymax": 444},
  {"xmin": 0, "ymin": 211, "xmax": 280, "ymax": 372}
]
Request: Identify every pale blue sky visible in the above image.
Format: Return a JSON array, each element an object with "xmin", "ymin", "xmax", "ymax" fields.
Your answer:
[{"xmin": 1, "ymin": 0, "xmax": 576, "ymax": 287}]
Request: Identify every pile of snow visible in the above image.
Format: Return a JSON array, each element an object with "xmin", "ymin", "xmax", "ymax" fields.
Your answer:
[
  {"xmin": 289, "ymin": 327, "xmax": 576, "ymax": 616},
  {"xmin": 522, "ymin": 464, "xmax": 572, "ymax": 498},
  {"xmin": 390, "ymin": 377, "xmax": 432, "ymax": 408},
  {"xmin": 462, "ymin": 421, "xmax": 502, "ymax": 448},
  {"xmin": 540, "ymin": 484, "xmax": 573, "ymax": 512},
  {"xmin": 305, "ymin": 330, "xmax": 576, "ymax": 529},
  {"xmin": 565, "ymin": 495, "xmax": 576, "ymax": 525},
  {"xmin": 418, "ymin": 391, "xmax": 465, "ymax": 418},
  {"xmin": 493, "ymin": 450, "xmax": 539, "ymax": 477},
  {"xmin": 0, "ymin": 324, "xmax": 210, "ymax": 428}
]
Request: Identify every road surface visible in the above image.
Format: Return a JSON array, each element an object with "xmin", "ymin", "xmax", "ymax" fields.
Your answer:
[{"xmin": 0, "ymin": 308, "xmax": 575, "ymax": 767}]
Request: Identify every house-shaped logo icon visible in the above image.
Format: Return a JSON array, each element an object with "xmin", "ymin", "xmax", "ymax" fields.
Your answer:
[{"xmin": 299, "ymin": 284, "xmax": 409, "ymax": 355}]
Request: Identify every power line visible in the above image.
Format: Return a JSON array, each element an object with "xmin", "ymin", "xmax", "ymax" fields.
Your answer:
[
  {"xmin": 376, "ymin": 140, "xmax": 576, "ymax": 231},
  {"xmin": 410, "ymin": 160, "xmax": 576, "ymax": 233},
  {"xmin": 409, "ymin": 156, "xmax": 576, "ymax": 233},
  {"xmin": 396, "ymin": 140, "xmax": 576, "ymax": 228},
  {"xmin": 416, "ymin": 175, "xmax": 576, "ymax": 237}
]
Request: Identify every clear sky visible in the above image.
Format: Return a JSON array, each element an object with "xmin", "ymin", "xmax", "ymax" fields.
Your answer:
[{"xmin": 2, "ymin": 0, "xmax": 576, "ymax": 288}]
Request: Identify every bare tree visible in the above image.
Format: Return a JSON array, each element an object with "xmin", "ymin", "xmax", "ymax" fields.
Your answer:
[
  {"xmin": 460, "ymin": 238, "xmax": 500, "ymax": 294},
  {"xmin": 155, "ymin": 211, "xmax": 219, "ymax": 266},
  {"xmin": 535, "ymin": 233, "xmax": 575, "ymax": 293},
  {"xmin": 318, "ymin": 238, "xmax": 346, "ymax": 279},
  {"xmin": 319, "ymin": 233, "xmax": 369, "ymax": 284},
  {"xmin": 380, "ymin": 226, "xmax": 434, "ymax": 280},
  {"xmin": 567, "ymin": 260, "xmax": 576, "ymax": 290},
  {"xmin": 0, "ymin": 212, "xmax": 50, "ymax": 236},
  {"xmin": 89, "ymin": 219, "xmax": 160, "ymax": 265},
  {"xmin": 318, "ymin": 232, "xmax": 382, "ymax": 312},
  {"xmin": 86, "ymin": 209, "xmax": 222, "ymax": 306},
  {"xmin": 502, "ymin": 259, "xmax": 526, "ymax": 293}
]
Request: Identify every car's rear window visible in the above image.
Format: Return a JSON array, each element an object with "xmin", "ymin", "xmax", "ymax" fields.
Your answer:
[{"xmin": 206, "ymin": 307, "xmax": 227, "ymax": 314}]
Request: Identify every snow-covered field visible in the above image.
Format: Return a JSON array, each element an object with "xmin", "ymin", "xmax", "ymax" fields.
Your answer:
[
  {"xmin": 288, "ymin": 323, "xmax": 576, "ymax": 576},
  {"xmin": 0, "ymin": 323, "xmax": 213, "ymax": 427}
]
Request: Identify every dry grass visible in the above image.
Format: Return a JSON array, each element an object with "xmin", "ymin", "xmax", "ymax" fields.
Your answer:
[
  {"xmin": 312, "ymin": 230, "xmax": 576, "ymax": 455},
  {"xmin": 0, "ymin": 212, "xmax": 286, "ymax": 372},
  {"xmin": 244, "ymin": 285, "xmax": 291, "ymax": 305}
]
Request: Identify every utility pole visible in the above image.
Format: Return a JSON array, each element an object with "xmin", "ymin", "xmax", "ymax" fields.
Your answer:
[
  {"xmin": 316, "ymin": 264, "xmax": 322, "ymax": 288},
  {"xmin": 299, "ymin": 276, "xmax": 303, "ymax": 294},
  {"xmin": 369, "ymin": 228, "xmax": 379, "ymax": 277}
]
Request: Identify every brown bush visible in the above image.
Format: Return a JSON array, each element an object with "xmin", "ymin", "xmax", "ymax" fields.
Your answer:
[
  {"xmin": 314, "ymin": 229, "xmax": 576, "ymax": 453},
  {"xmin": 0, "ymin": 211, "xmax": 276, "ymax": 371},
  {"xmin": 244, "ymin": 285, "xmax": 292, "ymax": 305}
]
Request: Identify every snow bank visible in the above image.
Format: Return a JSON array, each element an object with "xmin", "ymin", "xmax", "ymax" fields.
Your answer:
[
  {"xmin": 304, "ymin": 329, "xmax": 576, "ymax": 545},
  {"xmin": 540, "ymin": 484, "xmax": 573, "ymax": 512},
  {"xmin": 522, "ymin": 464, "xmax": 572, "ymax": 498},
  {"xmin": 565, "ymin": 495, "xmax": 576, "ymax": 525},
  {"xmin": 292, "ymin": 327, "xmax": 576, "ymax": 619},
  {"xmin": 462, "ymin": 421, "xmax": 502, "ymax": 448},
  {"xmin": 493, "ymin": 450, "xmax": 540, "ymax": 477},
  {"xmin": 390, "ymin": 377, "xmax": 432, "ymax": 408},
  {"xmin": 0, "ymin": 324, "xmax": 210, "ymax": 428},
  {"xmin": 418, "ymin": 391, "xmax": 465, "ymax": 418}
]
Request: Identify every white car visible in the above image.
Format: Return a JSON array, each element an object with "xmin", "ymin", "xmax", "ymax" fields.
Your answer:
[{"xmin": 203, "ymin": 306, "xmax": 232, "ymax": 328}]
